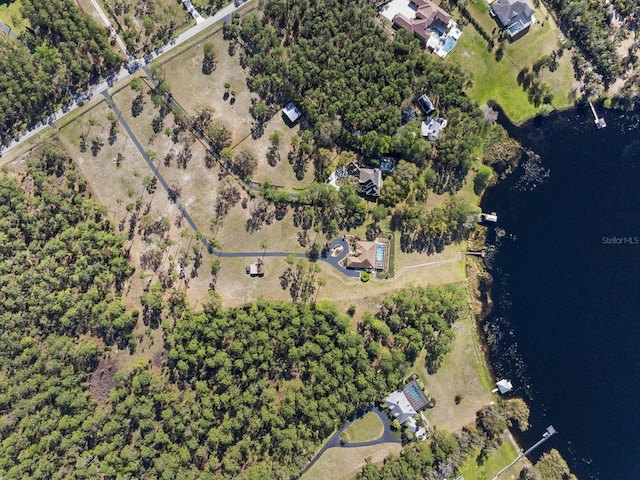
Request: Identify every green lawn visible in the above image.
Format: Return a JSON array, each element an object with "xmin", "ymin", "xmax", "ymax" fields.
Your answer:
[
  {"xmin": 459, "ymin": 439, "xmax": 521, "ymax": 480},
  {"xmin": 340, "ymin": 412, "xmax": 384, "ymax": 444},
  {"xmin": 446, "ymin": 2, "xmax": 575, "ymax": 124},
  {"xmin": 0, "ymin": 0, "xmax": 27, "ymax": 35},
  {"xmin": 466, "ymin": 0, "xmax": 498, "ymax": 35}
]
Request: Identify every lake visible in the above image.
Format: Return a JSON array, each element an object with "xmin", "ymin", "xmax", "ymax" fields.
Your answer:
[{"xmin": 481, "ymin": 106, "xmax": 640, "ymax": 479}]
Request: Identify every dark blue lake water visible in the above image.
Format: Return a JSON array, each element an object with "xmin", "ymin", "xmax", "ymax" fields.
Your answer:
[{"xmin": 481, "ymin": 106, "xmax": 640, "ymax": 479}]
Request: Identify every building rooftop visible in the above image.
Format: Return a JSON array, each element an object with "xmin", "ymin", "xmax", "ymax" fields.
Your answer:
[
  {"xmin": 392, "ymin": 0, "xmax": 452, "ymax": 43},
  {"xmin": 417, "ymin": 94, "xmax": 435, "ymax": 116},
  {"xmin": 247, "ymin": 262, "xmax": 264, "ymax": 276},
  {"xmin": 282, "ymin": 102, "xmax": 302, "ymax": 124},
  {"xmin": 345, "ymin": 240, "xmax": 377, "ymax": 270},
  {"xmin": 421, "ymin": 117, "xmax": 448, "ymax": 141},
  {"xmin": 496, "ymin": 379, "xmax": 513, "ymax": 394},
  {"xmin": 385, "ymin": 390, "xmax": 417, "ymax": 425},
  {"xmin": 359, "ymin": 167, "xmax": 383, "ymax": 197},
  {"xmin": 491, "ymin": 0, "xmax": 535, "ymax": 36}
]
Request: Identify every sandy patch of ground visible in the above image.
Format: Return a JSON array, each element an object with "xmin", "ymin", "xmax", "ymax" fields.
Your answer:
[{"xmin": 162, "ymin": 29, "xmax": 257, "ymax": 143}]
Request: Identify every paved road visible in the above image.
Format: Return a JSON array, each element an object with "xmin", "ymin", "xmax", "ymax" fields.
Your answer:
[
  {"xmin": 0, "ymin": 0, "xmax": 254, "ymax": 156},
  {"xmin": 298, "ymin": 406, "xmax": 402, "ymax": 477},
  {"xmin": 0, "ymin": 21, "xmax": 18, "ymax": 41}
]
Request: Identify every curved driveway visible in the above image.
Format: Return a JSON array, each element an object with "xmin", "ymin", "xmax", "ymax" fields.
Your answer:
[{"xmin": 298, "ymin": 406, "xmax": 401, "ymax": 477}]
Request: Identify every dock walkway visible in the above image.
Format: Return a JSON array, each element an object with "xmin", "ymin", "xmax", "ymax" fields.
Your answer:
[{"xmin": 589, "ymin": 101, "xmax": 606, "ymax": 129}]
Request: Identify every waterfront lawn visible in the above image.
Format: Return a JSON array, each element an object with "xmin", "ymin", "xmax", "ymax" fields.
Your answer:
[
  {"xmin": 340, "ymin": 412, "xmax": 384, "ymax": 444},
  {"xmin": 447, "ymin": 2, "xmax": 575, "ymax": 124},
  {"xmin": 459, "ymin": 439, "xmax": 522, "ymax": 479},
  {"xmin": 420, "ymin": 307, "xmax": 494, "ymax": 433}
]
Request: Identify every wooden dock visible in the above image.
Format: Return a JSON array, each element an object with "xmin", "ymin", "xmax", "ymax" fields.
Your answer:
[{"xmin": 589, "ymin": 101, "xmax": 606, "ymax": 129}]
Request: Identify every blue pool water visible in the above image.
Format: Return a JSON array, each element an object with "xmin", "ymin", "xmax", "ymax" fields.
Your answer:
[
  {"xmin": 508, "ymin": 20, "xmax": 524, "ymax": 36},
  {"xmin": 375, "ymin": 243, "xmax": 385, "ymax": 269},
  {"xmin": 442, "ymin": 36, "xmax": 457, "ymax": 54},
  {"xmin": 380, "ymin": 157, "xmax": 396, "ymax": 173},
  {"xmin": 406, "ymin": 384, "xmax": 421, "ymax": 402}
]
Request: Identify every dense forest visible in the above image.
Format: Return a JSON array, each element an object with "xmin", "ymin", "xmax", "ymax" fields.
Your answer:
[
  {"xmin": 545, "ymin": 0, "xmax": 625, "ymax": 84},
  {"xmin": 235, "ymin": 0, "xmax": 483, "ymax": 192},
  {"xmin": 0, "ymin": 0, "xmax": 121, "ymax": 145}
]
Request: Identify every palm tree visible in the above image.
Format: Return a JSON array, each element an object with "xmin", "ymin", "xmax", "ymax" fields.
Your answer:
[
  {"xmin": 260, "ymin": 239, "xmax": 267, "ymax": 261},
  {"xmin": 315, "ymin": 277, "xmax": 326, "ymax": 303}
]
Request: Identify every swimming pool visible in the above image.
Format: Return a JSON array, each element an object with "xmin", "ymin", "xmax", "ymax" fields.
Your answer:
[
  {"xmin": 375, "ymin": 243, "xmax": 385, "ymax": 270},
  {"xmin": 406, "ymin": 383, "xmax": 422, "ymax": 403},
  {"xmin": 442, "ymin": 36, "xmax": 457, "ymax": 54},
  {"xmin": 403, "ymin": 380, "xmax": 430, "ymax": 411},
  {"xmin": 508, "ymin": 20, "xmax": 525, "ymax": 36}
]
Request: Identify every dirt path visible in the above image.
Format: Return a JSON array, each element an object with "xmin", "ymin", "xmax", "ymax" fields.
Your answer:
[{"xmin": 388, "ymin": 251, "xmax": 463, "ymax": 280}]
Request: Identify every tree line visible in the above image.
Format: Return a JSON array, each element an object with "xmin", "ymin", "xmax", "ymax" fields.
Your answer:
[
  {"xmin": 0, "ymin": 0, "xmax": 121, "ymax": 145},
  {"xmin": 546, "ymin": 0, "xmax": 624, "ymax": 85}
]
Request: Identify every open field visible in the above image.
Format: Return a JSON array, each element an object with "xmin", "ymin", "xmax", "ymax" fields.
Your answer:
[
  {"xmin": 341, "ymin": 412, "xmax": 384, "ymax": 444},
  {"xmin": 55, "ymin": 86, "xmax": 219, "ymax": 334},
  {"xmin": 459, "ymin": 438, "xmax": 523, "ymax": 480},
  {"xmin": 300, "ymin": 443, "xmax": 403, "ymax": 480},
  {"xmin": 161, "ymin": 28, "xmax": 310, "ymax": 188},
  {"xmin": 214, "ymin": 244, "xmax": 466, "ymax": 310},
  {"xmin": 419, "ymin": 307, "xmax": 494, "ymax": 433},
  {"xmin": 446, "ymin": 1, "xmax": 576, "ymax": 124}
]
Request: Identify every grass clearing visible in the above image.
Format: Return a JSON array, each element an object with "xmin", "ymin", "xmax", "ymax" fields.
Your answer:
[
  {"xmin": 447, "ymin": 2, "xmax": 576, "ymax": 124},
  {"xmin": 161, "ymin": 28, "xmax": 310, "ymax": 188},
  {"xmin": 459, "ymin": 439, "xmax": 522, "ymax": 480},
  {"xmin": 341, "ymin": 412, "xmax": 384, "ymax": 444},
  {"xmin": 421, "ymin": 301, "xmax": 494, "ymax": 433},
  {"xmin": 0, "ymin": 0, "xmax": 27, "ymax": 35},
  {"xmin": 300, "ymin": 443, "xmax": 403, "ymax": 480},
  {"xmin": 162, "ymin": 29, "xmax": 257, "ymax": 142}
]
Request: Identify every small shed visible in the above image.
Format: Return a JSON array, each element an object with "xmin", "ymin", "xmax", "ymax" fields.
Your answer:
[
  {"xmin": 246, "ymin": 261, "xmax": 264, "ymax": 277},
  {"xmin": 495, "ymin": 379, "xmax": 513, "ymax": 394},
  {"xmin": 481, "ymin": 212, "xmax": 498, "ymax": 223},
  {"xmin": 282, "ymin": 102, "xmax": 302, "ymax": 125}
]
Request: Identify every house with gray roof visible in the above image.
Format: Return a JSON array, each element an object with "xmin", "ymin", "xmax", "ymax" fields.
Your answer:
[
  {"xmin": 421, "ymin": 117, "xmax": 448, "ymax": 141},
  {"xmin": 417, "ymin": 94, "xmax": 435, "ymax": 116},
  {"xmin": 384, "ymin": 380, "xmax": 430, "ymax": 440},
  {"xmin": 490, "ymin": 0, "xmax": 536, "ymax": 39},
  {"xmin": 345, "ymin": 162, "xmax": 383, "ymax": 197}
]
